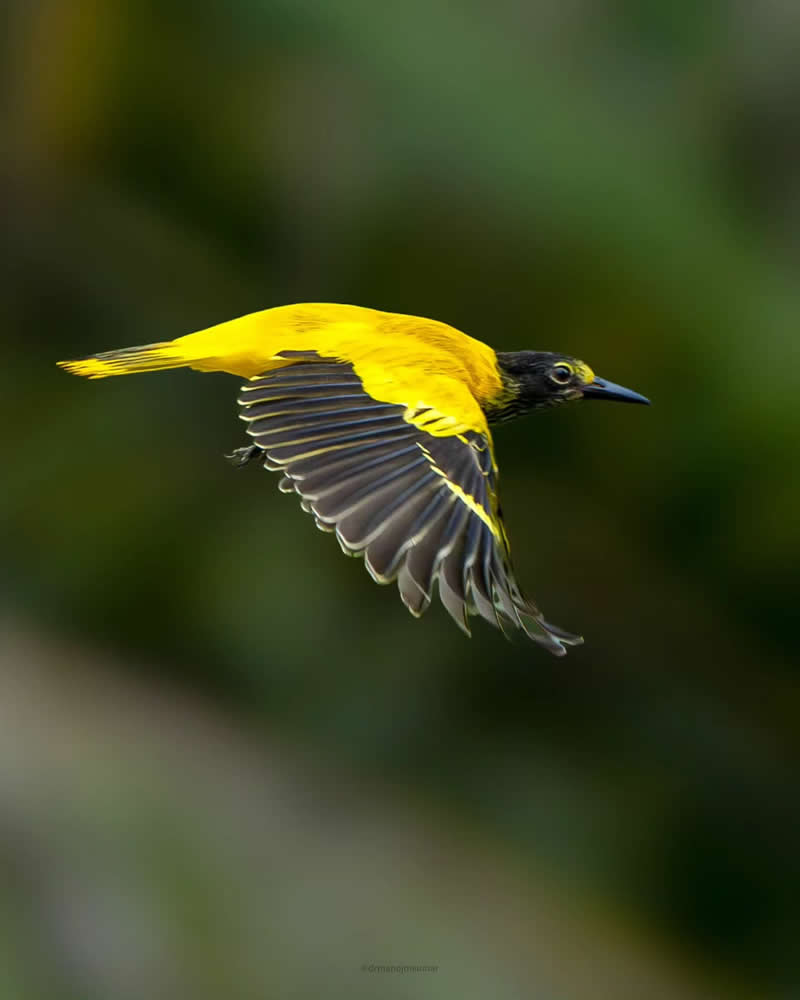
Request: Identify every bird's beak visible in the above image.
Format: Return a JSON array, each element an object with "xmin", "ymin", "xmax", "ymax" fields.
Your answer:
[{"xmin": 582, "ymin": 376, "xmax": 650, "ymax": 405}]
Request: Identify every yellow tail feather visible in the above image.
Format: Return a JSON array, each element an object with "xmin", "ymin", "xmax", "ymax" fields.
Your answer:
[{"xmin": 57, "ymin": 342, "xmax": 189, "ymax": 379}]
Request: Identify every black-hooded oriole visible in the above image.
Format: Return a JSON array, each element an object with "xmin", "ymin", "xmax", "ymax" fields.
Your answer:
[{"xmin": 58, "ymin": 303, "xmax": 649, "ymax": 654}]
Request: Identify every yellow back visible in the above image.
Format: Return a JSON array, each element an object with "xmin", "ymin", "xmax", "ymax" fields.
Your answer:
[{"xmin": 60, "ymin": 303, "xmax": 505, "ymax": 437}]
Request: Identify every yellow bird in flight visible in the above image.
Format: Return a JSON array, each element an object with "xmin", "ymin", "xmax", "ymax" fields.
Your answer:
[{"xmin": 59, "ymin": 303, "xmax": 649, "ymax": 654}]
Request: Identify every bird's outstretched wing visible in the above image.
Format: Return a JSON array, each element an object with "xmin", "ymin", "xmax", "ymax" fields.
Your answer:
[{"xmin": 236, "ymin": 353, "xmax": 582, "ymax": 654}]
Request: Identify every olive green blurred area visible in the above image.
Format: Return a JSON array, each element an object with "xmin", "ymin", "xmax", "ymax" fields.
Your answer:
[{"xmin": 2, "ymin": 1, "xmax": 799, "ymax": 997}]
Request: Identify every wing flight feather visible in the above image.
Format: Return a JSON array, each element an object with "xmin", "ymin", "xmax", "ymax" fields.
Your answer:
[{"xmin": 236, "ymin": 356, "xmax": 581, "ymax": 652}]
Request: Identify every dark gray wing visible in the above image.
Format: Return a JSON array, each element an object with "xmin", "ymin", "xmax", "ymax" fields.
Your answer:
[{"xmin": 235, "ymin": 356, "xmax": 581, "ymax": 653}]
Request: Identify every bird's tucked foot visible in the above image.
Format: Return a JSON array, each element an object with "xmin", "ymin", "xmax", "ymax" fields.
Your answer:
[{"xmin": 226, "ymin": 444, "xmax": 263, "ymax": 466}]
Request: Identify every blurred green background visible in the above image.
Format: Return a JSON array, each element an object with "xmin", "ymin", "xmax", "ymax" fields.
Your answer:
[{"xmin": 2, "ymin": 1, "xmax": 799, "ymax": 997}]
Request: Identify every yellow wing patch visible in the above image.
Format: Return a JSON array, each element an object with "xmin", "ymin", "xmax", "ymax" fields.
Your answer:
[
  {"xmin": 417, "ymin": 443, "xmax": 502, "ymax": 541},
  {"xmin": 353, "ymin": 365, "xmax": 490, "ymax": 438}
]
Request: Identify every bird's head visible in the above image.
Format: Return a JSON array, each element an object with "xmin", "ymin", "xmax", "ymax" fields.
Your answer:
[{"xmin": 492, "ymin": 351, "xmax": 650, "ymax": 421}]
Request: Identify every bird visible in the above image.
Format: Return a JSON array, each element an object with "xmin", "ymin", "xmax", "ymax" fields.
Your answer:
[{"xmin": 58, "ymin": 302, "xmax": 649, "ymax": 655}]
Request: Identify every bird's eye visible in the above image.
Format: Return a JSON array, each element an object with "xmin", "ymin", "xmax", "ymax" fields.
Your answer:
[{"xmin": 550, "ymin": 364, "xmax": 573, "ymax": 385}]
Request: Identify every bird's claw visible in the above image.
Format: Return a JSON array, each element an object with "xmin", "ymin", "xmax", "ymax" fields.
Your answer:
[{"xmin": 225, "ymin": 445, "xmax": 262, "ymax": 467}]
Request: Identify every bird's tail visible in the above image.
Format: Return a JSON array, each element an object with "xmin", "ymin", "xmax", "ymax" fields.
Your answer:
[{"xmin": 57, "ymin": 341, "xmax": 195, "ymax": 379}]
